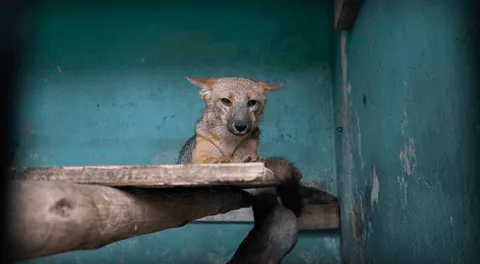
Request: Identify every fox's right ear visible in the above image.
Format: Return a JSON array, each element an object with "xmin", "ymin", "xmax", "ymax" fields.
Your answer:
[{"xmin": 186, "ymin": 76, "xmax": 217, "ymax": 102}]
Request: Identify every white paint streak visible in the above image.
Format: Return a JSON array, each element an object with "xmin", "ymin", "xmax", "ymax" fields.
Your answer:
[
  {"xmin": 400, "ymin": 109, "xmax": 408, "ymax": 136},
  {"xmin": 341, "ymin": 32, "xmax": 348, "ymax": 84},
  {"xmin": 398, "ymin": 100, "xmax": 414, "ymax": 209},
  {"xmin": 399, "ymin": 138, "xmax": 417, "ymax": 176},
  {"xmin": 398, "ymin": 138, "xmax": 415, "ymax": 210},
  {"xmin": 340, "ymin": 32, "xmax": 354, "ymax": 190},
  {"xmin": 355, "ymin": 111, "xmax": 364, "ymax": 170},
  {"xmin": 397, "ymin": 175, "xmax": 408, "ymax": 209},
  {"xmin": 370, "ymin": 166, "xmax": 379, "ymax": 207}
]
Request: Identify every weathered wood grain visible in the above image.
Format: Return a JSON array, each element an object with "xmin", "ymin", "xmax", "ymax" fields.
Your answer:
[
  {"xmin": 9, "ymin": 162, "xmax": 276, "ymax": 188},
  {"xmin": 6, "ymin": 180, "xmax": 252, "ymax": 262},
  {"xmin": 197, "ymin": 182, "xmax": 339, "ymax": 229},
  {"xmin": 199, "ymin": 204, "xmax": 339, "ymax": 230}
]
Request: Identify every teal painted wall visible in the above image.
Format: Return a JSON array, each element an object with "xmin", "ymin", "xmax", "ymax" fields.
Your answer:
[
  {"xmin": 332, "ymin": 0, "xmax": 480, "ymax": 263},
  {"xmin": 13, "ymin": 0, "xmax": 340, "ymax": 263}
]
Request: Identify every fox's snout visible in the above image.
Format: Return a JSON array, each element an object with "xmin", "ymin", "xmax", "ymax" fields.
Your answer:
[{"xmin": 228, "ymin": 120, "xmax": 252, "ymax": 136}]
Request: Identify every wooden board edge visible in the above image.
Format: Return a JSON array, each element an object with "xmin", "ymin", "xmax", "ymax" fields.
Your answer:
[{"xmin": 8, "ymin": 162, "xmax": 281, "ymax": 188}]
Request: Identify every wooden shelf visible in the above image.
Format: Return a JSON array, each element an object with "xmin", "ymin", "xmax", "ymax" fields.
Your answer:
[
  {"xmin": 7, "ymin": 162, "xmax": 340, "ymax": 261},
  {"xmin": 9, "ymin": 162, "xmax": 277, "ymax": 188}
]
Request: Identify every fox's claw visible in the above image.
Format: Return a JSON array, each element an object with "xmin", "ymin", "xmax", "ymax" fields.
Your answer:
[{"xmin": 243, "ymin": 155, "xmax": 261, "ymax": 163}]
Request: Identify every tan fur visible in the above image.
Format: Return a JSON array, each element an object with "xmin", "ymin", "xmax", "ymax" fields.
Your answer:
[{"xmin": 186, "ymin": 76, "xmax": 282, "ymax": 164}]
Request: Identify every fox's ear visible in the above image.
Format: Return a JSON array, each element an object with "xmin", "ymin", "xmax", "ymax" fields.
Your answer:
[
  {"xmin": 186, "ymin": 77, "xmax": 217, "ymax": 88},
  {"xmin": 255, "ymin": 81, "xmax": 283, "ymax": 91},
  {"xmin": 186, "ymin": 76, "xmax": 217, "ymax": 102}
]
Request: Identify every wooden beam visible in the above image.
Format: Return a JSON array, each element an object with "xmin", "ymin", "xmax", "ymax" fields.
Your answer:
[
  {"xmin": 197, "ymin": 182, "xmax": 339, "ymax": 230},
  {"xmin": 9, "ymin": 162, "xmax": 276, "ymax": 188},
  {"xmin": 9, "ymin": 163, "xmax": 340, "ymax": 230},
  {"xmin": 334, "ymin": 0, "xmax": 361, "ymax": 30},
  {"xmin": 227, "ymin": 192, "xmax": 298, "ymax": 264},
  {"xmin": 198, "ymin": 203, "xmax": 339, "ymax": 230},
  {"xmin": 6, "ymin": 180, "xmax": 251, "ymax": 262}
]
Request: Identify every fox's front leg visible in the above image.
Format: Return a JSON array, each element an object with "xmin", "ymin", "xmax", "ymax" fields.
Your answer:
[
  {"xmin": 191, "ymin": 138, "xmax": 232, "ymax": 164},
  {"xmin": 233, "ymin": 135, "xmax": 261, "ymax": 163}
]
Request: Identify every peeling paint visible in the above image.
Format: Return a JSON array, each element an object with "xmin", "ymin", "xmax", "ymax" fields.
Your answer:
[
  {"xmin": 400, "ymin": 109, "xmax": 408, "ymax": 136},
  {"xmin": 397, "ymin": 175, "xmax": 408, "ymax": 209},
  {"xmin": 399, "ymin": 137, "xmax": 417, "ymax": 176},
  {"xmin": 370, "ymin": 166, "xmax": 379, "ymax": 207},
  {"xmin": 352, "ymin": 205, "xmax": 360, "ymax": 240},
  {"xmin": 340, "ymin": 32, "xmax": 353, "ymax": 179}
]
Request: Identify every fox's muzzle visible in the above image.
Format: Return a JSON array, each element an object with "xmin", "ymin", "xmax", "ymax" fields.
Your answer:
[{"xmin": 229, "ymin": 120, "xmax": 252, "ymax": 136}]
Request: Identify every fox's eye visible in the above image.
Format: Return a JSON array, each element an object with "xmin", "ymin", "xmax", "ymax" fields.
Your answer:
[
  {"xmin": 221, "ymin": 98, "xmax": 232, "ymax": 106},
  {"xmin": 247, "ymin": 100, "xmax": 257, "ymax": 107}
]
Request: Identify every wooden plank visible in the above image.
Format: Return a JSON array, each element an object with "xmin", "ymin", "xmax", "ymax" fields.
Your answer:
[
  {"xmin": 8, "ymin": 162, "xmax": 277, "ymax": 188},
  {"xmin": 6, "ymin": 179, "xmax": 251, "ymax": 262},
  {"xmin": 198, "ymin": 203, "xmax": 339, "ymax": 230},
  {"xmin": 8, "ymin": 163, "xmax": 339, "ymax": 231},
  {"xmin": 334, "ymin": 0, "xmax": 362, "ymax": 30},
  {"xmin": 197, "ymin": 181, "xmax": 339, "ymax": 230}
]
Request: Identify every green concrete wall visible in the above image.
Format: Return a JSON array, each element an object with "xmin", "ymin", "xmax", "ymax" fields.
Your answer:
[
  {"xmin": 12, "ymin": 0, "xmax": 340, "ymax": 263},
  {"xmin": 332, "ymin": 0, "xmax": 480, "ymax": 263}
]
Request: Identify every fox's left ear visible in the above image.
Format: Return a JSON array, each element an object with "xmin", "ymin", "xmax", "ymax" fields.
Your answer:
[
  {"xmin": 186, "ymin": 77, "xmax": 217, "ymax": 88},
  {"xmin": 255, "ymin": 81, "xmax": 283, "ymax": 91}
]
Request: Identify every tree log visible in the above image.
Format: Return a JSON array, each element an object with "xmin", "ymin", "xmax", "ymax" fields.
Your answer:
[{"xmin": 6, "ymin": 180, "xmax": 252, "ymax": 262}]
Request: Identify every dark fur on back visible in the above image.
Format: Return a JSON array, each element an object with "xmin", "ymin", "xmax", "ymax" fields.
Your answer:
[{"xmin": 176, "ymin": 135, "xmax": 196, "ymax": 164}]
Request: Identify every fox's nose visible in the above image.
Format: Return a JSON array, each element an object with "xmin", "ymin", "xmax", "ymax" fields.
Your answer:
[{"xmin": 233, "ymin": 121, "xmax": 250, "ymax": 133}]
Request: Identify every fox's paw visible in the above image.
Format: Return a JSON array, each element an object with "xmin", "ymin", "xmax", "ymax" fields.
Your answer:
[
  {"xmin": 215, "ymin": 156, "xmax": 232, "ymax": 163},
  {"xmin": 243, "ymin": 155, "xmax": 261, "ymax": 163}
]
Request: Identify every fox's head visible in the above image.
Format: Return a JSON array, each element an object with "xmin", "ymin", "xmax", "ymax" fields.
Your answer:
[{"xmin": 186, "ymin": 76, "xmax": 283, "ymax": 137}]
